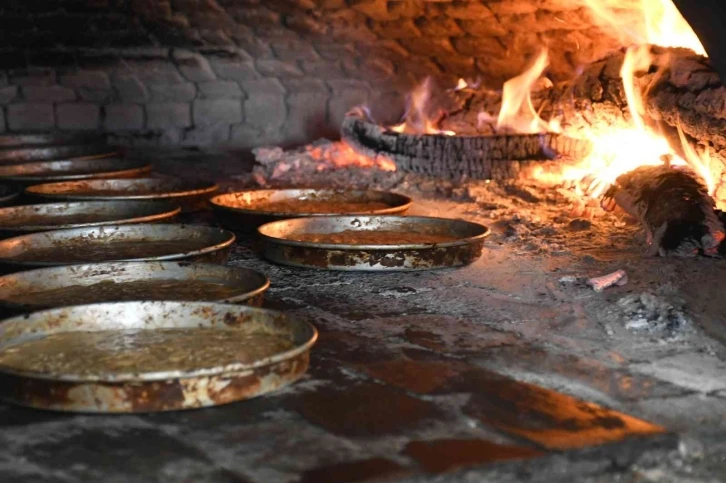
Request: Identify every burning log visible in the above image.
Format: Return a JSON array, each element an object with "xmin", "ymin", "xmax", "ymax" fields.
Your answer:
[
  {"xmin": 602, "ymin": 164, "xmax": 725, "ymax": 257},
  {"xmin": 551, "ymin": 47, "xmax": 724, "ymax": 168},
  {"xmin": 341, "ymin": 109, "xmax": 592, "ymax": 180},
  {"xmin": 442, "ymin": 46, "xmax": 726, "ymax": 197}
]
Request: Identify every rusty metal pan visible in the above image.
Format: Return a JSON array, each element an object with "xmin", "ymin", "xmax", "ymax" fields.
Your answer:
[
  {"xmin": 0, "ymin": 201, "xmax": 181, "ymax": 239},
  {"xmin": 0, "ymin": 158, "xmax": 151, "ymax": 185},
  {"xmin": 0, "ymin": 301, "xmax": 317, "ymax": 412},
  {"xmin": 0, "ymin": 261, "xmax": 270, "ymax": 314},
  {"xmin": 0, "ymin": 144, "xmax": 119, "ymax": 164},
  {"xmin": 0, "ymin": 224, "xmax": 236, "ymax": 273},
  {"xmin": 258, "ymin": 215, "xmax": 490, "ymax": 271},
  {"xmin": 25, "ymin": 178, "xmax": 218, "ymax": 212},
  {"xmin": 211, "ymin": 189, "xmax": 412, "ymax": 232},
  {"xmin": 0, "ymin": 133, "xmax": 106, "ymax": 148}
]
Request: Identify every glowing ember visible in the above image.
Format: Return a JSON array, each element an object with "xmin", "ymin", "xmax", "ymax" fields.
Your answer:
[
  {"xmin": 387, "ymin": 77, "xmax": 456, "ymax": 136},
  {"xmin": 306, "ymin": 142, "xmax": 396, "ymax": 172}
]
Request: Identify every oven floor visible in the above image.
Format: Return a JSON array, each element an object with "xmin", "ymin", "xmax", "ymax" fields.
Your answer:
[{"xmin": 2, "ymin": 150, "xmax": 726, "ymax": 483}]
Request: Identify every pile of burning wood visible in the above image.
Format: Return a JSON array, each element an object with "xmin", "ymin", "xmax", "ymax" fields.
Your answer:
[{"xmin": 254, "ymin": 41, "xmax": 726, "ymax": 259}]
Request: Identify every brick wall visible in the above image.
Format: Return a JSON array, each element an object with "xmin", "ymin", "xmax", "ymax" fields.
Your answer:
[{"xmin": 0, "ymin": 0, "xmax": 633, "ymax": 147}]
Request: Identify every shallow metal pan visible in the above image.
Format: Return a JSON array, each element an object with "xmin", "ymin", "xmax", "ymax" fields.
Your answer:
[
  {"xmin": 258, "ymin": 215, "xmax": 490, "ymax": 271},
  {"xmin": 0, "ymin": 261, "xmax": 269, "ymax": 314},
  {"xmin": 0, "ymin": 133, "xmax": 106, "ymax": 148},
  {"xmin": 0, "ymin": 224, "xmax": 235, "ymax": 273},
  {"xmin": 0, "ymin": 301, "xmax": 317, "ymax": 412},
  {"xmin": 0, "ymin": 201, "xmax": 181, "ymax": 239},
  {"xmin": 25, "ymin": 178, "xmax": 218, "ymax": 212},
  {"xmin": 211, "ymin": 189, "xmax": 412, "ymax": 232},
  {"xmin": 0, "ymin": 158, "xmax": 151, "ymax": 185},
  {"xmin": 0, "ymin": 144, "xmax": 119, "ymax": 164}
]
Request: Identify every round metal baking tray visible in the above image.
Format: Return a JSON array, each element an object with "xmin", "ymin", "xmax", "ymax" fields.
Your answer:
[
  {"xmin": 0, "ymin": 201, "xmax": 181, "ymax": 239},
  {"xmin": 211, "ymin": 189, "xmax": 412, "ymax": 232},
  {"xmin": 0, "ymin": 224, "xmax": 235, "ymax": 273},
  {"xmin": 0, "ymin": 158, "xmax": 150, "ymax": 184},
  {"xmin": 0, "ymin": 133, "xmax": 106, "ymax": 148},
  {"xmin": 0, "ymin": 301, "xmax": 317, "ymax": 412},
  {"xmin": 0, "ymin": 144, "xmax": 119, "ymax": 164},
  {"xmin": 0, "ymin": 261, "xmax": 269, "ymax": 313},
  {"xmin": 25, "ymin": 178, "xmax": 218, "ymax": 212},
  {"xmin": 258, "ymin": 215, "xmax": 490, "ymax": 271}
]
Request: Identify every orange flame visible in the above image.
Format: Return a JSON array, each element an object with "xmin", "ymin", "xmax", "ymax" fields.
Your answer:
[
  {"xmin": 532, "ymin": 0, "xmax": 715, "ymax": 202},
  {"xmin": 581, "ymin": 0, "xmax": 705, "ymax": 56},
  {"xmin": 548, "ymin": 44, "xmax": 715, "ymax": 199},
  {"xmin": 388, "ymin": 77, "xmax": 455, "ymax": 136},
  {"xmin": 496, "ymin": 49, "xmax": 560, "ymax": 134}
]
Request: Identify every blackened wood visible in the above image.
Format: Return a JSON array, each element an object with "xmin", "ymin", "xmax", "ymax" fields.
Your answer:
[
  {"xmin": 603, "ymin": 164, "xmax": 725, "ymax": 257},
  {"xmin": 341, "ymin": 112, "xmax": 592, "ymax": 180},
  {"xmin": 442, "ymin": 47, "xmax": 726, "ymax": 197}
]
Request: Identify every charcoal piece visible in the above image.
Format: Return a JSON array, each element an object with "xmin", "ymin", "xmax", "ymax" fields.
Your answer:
[{"xmin": 602, "ymin": 164, "xmax": 725, "ymax": 257}]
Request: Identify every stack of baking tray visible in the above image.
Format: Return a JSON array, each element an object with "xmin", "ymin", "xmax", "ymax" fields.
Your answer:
[
  {"xmin": 0, "ymin": 134, "xmax": 317, "ymax": 413},
  {"xmin": 0, "ymin": 135, "xmax": 491, "ymax": 414}
]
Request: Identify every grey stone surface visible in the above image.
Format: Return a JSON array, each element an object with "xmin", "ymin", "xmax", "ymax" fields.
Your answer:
[
  {"xmin": 104, "ymin": 104, "xmax": 144, "ymax": 131},
  {"xmin": 9, "ymin": 68, "xmax": 55, "ymax": 86},
  {"xmin": 148, "ymin": 83, "xmax": 197, "ymax": 102},
  {"xmin": 0, "ymin": 109, "xmax": 6, "ymax": 133},
  {"xmin": 209, "ymin": 58, "xmax": 259, "ymax": 81},
  {"xmin": 632, "ymin": 353, "xmax": 726, "ymax": 394},
  {"xmin": 56, "ymin": 103, "xmax": 101, "ymax": 130},
  {"xmin": 172, "ymin": 50, "xmax": 217, "ymax": 82},
  {"xmin": 255, "ymin": 59, "xmax": 303, "ymax": 77},
  {"xmin": 328, "ymin": 83, "xmax": 369, "ymax": 128},
  {"xmin": 182, "ymin": 124, "xmax": 231, "ymax": 145},
  {"xmin": 0, "ymin": 86, "xmax": 18, "ymax": 105},
  {"xmin": 241, "ymin": 79, "xmax": 287, "ymax": 132},
  {"xmin": 146, "ymin": 103, "xmax": 192, "ymax": 129},
  {"xmin": 229, "ymin": 124, "xmax": 264, "ymax": 147},
  {"xmin": 7, "ymin": 103, "xmax": 54, "ymax": 131},
  {"xmin": 60, "ymin": 70, "xmax": 113, "ymax": 102},
  {"xmin": 111, "ymin": 73, "xmax": 150, "ymax": 103},
  {"xmin": 0, "ymin": 0, "xmax": 667, "ymax": 148},
  {"xmin": 283, "ymin": 80, "xmax": 330, "ymax": 142},
  {"xmin": 21, "ymin": 85, "xmax": 76, "ymax": 102},
  {"xmin": 126, "ymin": 59, "xmax": 186, "ymax": 85},
  {"xmin": 192, "ymin": 99, "xmax": 242, "ymax": 127},
  {"xmin": 197, "ymin": 81, "xmax": 243, "ymax": 99}
]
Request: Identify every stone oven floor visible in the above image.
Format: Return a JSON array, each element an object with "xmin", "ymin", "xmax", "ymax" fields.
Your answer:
[{"xmin": 2, "ymin": 150, "xmax": 726, "ymax": 483}]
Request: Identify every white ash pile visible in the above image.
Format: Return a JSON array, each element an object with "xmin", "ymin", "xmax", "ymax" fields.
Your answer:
[
  {"xmin": 251, "ymin": 140, "xmax": 405, "ymax": 190},
  {"xmin": 616, "ymin": 292, "xmax": 691, "ymax": 337}
]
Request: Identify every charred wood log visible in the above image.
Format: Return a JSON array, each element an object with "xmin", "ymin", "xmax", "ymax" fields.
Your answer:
[
  {"xmin": 341, "ymin": 109, "xmax": 592, "ymax": 180},
  {"xmin": 602, "ymin": 164, "xmax": 725, "ymax": 257},
  {"xmin": 443, "ymin": 46, "xmax": 726, "ymax": 197}
]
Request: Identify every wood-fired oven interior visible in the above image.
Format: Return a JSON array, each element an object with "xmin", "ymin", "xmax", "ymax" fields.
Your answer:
[{"xmin": 0, "ymin": 1, "xmax": 725, "ymax": 482}]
